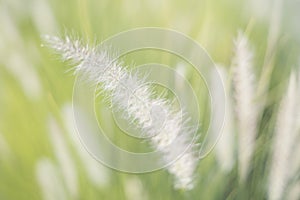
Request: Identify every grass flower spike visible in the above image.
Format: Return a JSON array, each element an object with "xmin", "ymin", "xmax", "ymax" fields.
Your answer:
[
  {"xmin": 44, "ymin": 35, "xmax": 199, "ymax": 190},
  {"xmin": 232, "ymin": 31, "xmax": 258, "ymax": 182}
]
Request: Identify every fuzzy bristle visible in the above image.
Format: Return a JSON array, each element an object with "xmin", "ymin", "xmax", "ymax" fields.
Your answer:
[{"xmin": 45, "ymin": 35, "xmax": 199, "ymax": 190}]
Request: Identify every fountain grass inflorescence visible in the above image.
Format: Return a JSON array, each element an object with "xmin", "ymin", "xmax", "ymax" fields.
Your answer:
[{"xmin": 44, "ymin": 34, "xmax": 200, "ymax": 190}]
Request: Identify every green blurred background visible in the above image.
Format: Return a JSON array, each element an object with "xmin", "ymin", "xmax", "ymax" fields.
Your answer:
[{"xmin": 0, "ymin": 0, "xmax": 299, "ymax": 199}]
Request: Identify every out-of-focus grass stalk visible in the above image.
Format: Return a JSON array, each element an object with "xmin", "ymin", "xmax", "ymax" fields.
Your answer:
[
  {"xmin": 62, "ymin": 104, "xmax": 111, "ymax": 188},
  {"xmin": 31, "ymin": 0, "xmax": 58, "ymax": 34},
  {"xmin": 211, "ymin": 66, "xmax": 235, "ymax": 172},
  {"xmin": 36, "ymin": 158, "xmax": 67, "ymax": 200},
  {"xmin": 257, "ymin": 0, "xmax": 283, "ymax": 111},
  {"xmin": 124, "ymin": 176, "xmax": 148, "ymax": 200},
  {"xmin": 268, "ymin": 72, "xmax": 298, "ymax": 200},
  {"xmin": 0, "ymin": 133, "xmax": 11, "ymax": 160},
  {"xmin": 287, "ymin": 182, "xmax": 300, "ymax": 200},
  {"xmin": 47, "ymin": 116, "xmax": 78, "ymax": 198},
  {"xmin": 77, "ymin": 0, "xmax": 92, "ymax": 40},
  {"xmin": 0, "ymin": 8, "xmax": 42, "ymax": 100}
]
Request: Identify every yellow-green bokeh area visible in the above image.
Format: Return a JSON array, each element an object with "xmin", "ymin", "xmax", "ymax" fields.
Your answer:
[{"xmin": 0, "ymin": 0, "xmax": 299, "ymax": 199}]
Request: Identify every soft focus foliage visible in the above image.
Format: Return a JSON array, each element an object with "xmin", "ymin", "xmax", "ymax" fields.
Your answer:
[{"xmin": 0, "ymin": 0, "xmax": 299, "ymax": 199}]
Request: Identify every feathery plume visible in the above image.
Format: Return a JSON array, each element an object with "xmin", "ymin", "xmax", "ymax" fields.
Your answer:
[
  {"xmin": 232, "ymin": 31, "xmax": 258, "ymax": 181},
  {"xmin": 44, "ymin": 35, "xmax": 199, "ymax": 190},
  {"xmin": 268, "ymin": 72, "xmax": 298, "ymax": 200}
]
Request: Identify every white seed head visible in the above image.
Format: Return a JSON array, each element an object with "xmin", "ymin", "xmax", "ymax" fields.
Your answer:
[
  {"xmin": 232, "ymin": 31, "xmax": 258, "ymax": 181},
  {"xmin": 44, "ymin": 35, "xmax": 199, "ymax": 190}
]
